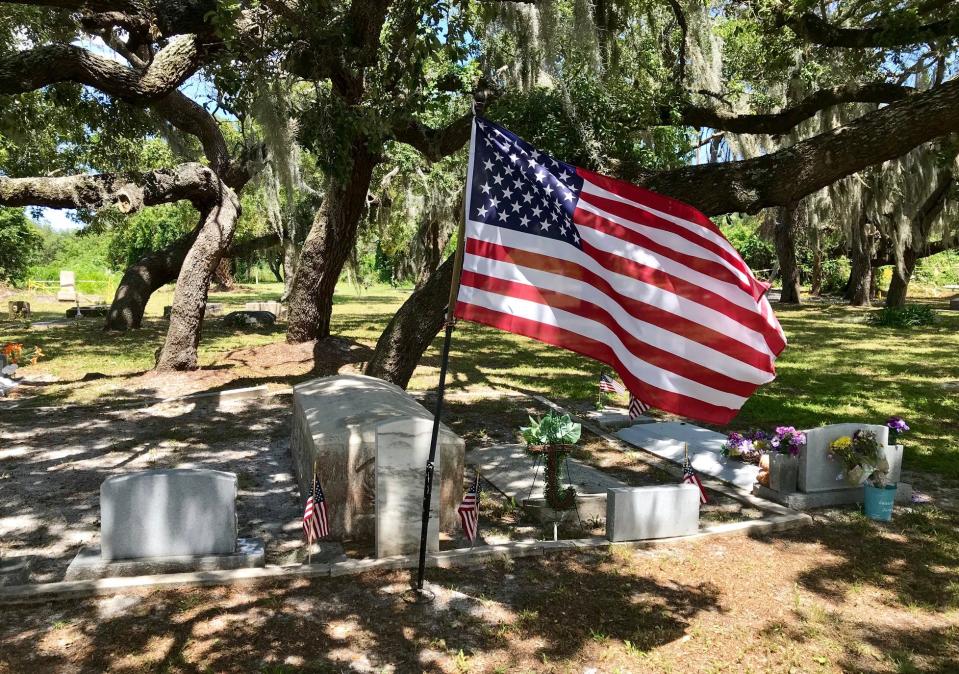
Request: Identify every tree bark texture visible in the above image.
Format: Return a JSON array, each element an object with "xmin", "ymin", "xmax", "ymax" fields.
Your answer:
[
  {"xmin": 104, "ymin": 229, "xmax": 198, "ymax": 330},
  {"xmin": 155, "ymin": 184, "xmax": 241, "ymax": 370},
  {"xmin": 884, "ymin": 167, "xmax": 954, "ymax": 307},
  {"xmin": 885, "ymin": 247, "xmax": 917, "ymax": 308},
  {"xmin": 772, "ymin": 206, "xmax": 802, "ymax": 304},
  {"xmin": 846, "ymin": 216, "xmax": 875, "ymax": 306},
  {"xmin": 0, "ymin": 34, "xmax": 207, "ymax": 101},
  {"xmin": 286, "ymin": 147, "xmax": 376, "ymax": 343},
  {"xmin": 365, "ymin": 255, "xmax": 454, "ymax": 387}
]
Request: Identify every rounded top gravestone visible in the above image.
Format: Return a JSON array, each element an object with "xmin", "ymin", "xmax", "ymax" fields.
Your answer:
[{"xmin": 100, "ymin": 469, "xmax": 238, "ymax": 561}]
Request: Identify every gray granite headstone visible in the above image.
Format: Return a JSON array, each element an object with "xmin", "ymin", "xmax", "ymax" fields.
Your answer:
[
  {"xmin": 799, "ymin": 423, "xmax": 890, "ymax": 492},
  {"xmin": 606, "ymin": 485, "xmax": 700, "ymax": 542},
  {"xmin": 100, "ymin": 469, "xmax": 237, "ymax": 561},
  {"xmin": 375, "ymin": 417, "xmax": 440, "ymax": 558}
]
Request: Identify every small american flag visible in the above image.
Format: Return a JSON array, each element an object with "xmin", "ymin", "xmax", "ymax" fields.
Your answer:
[
  {"xmin": 599, "ymin": 372, "xmax": 626, "ymax": 394},
  {"xmin": 682, "ymin": 454, "xmax": 708, "ymax": 504},
  {"xmin": 303, "ymin": 473, "xmax": 329, "ymax": 544},
  {"xmin": 628, "ymin": 394, "xmax": 650, "ymax": 420},
  {"xmin": 458, "ymin": 473, "xmax": 481, "ymax": 542},
  {"xmin": 455, "ymin": 117, "xmax": 785, "ymax": 424}
]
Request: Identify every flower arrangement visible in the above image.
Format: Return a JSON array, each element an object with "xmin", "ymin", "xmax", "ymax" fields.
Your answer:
[
  {"xmin": 1, "ymin": 343, "xmax": 23, "ymax": 364},
  {"xmin": 520, "ymin": 411, "xmax": 580, "ymax": 510},
  {"xmin": 828, "ymin": 429, "xmax": 889, "ymax": 487},
  {"xmin": 886, "ymin": 416, "xmax": 909, "ymax": 444},
  {"xmin": 721, "ymin": 429, "xmax": 769, "ymax": 465},
  {"xmin": 771, "ymin": 426, "xmax": 807, "ymax": 457}
]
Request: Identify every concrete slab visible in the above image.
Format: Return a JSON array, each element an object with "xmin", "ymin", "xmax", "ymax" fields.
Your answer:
[
  {"xmin": 616, "ymin": 422, "xmax": 760, "ymax": 491},
  {"xmin": 584, "ymin": 407, "xmax": 656, "ymax": 430},
  {"xmin": 753, "ymin": 482, "xmax": 913, "ymax": 509},
  {"xmin": 470, "ymin": 443, "xmax": 628, "ymax": 522},
  {"xmin": 65, "ymin": 538, "xmax": 265, "ymax": 580},
  {"xmin": 471, "ymin": 443, "xmax": 627, "ymax": 502}
]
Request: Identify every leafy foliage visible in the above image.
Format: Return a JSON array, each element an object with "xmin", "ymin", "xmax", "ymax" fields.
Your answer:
[
  {"xmin": 869, "ymin": 304, "xmax": 937, "ymax": 328},
  {"xmin": 0, "ymin": 208, "xmax": 42, "ymax": 285},
  {"xmin": 521, "ymin": 411, "xmax": 582, "ymax": 446}
]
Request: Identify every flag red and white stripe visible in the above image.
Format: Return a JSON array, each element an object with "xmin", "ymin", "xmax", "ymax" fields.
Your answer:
[
  {"xmin": 628, "ymin": 395, "xmax": 649, "ymax": 420},
  {"xmin": 682, "ymin": 456, "xmax": 709, "ymax": 504},
  {"xmin": 303, "ymin": 473, "xmax": 329, "ymax": 544},
  {"xmin": 458, "ymin": 473, "xmax": 480, "ymax": 542},
  {"xmin": 454, "ymin": 117, "xmax": 786, "ymax": 424},
  {"xmin": 599, "ymin": 372, "xmax": 626, "ymax": 394}
]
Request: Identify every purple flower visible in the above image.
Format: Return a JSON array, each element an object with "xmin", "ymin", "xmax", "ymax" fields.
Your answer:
[{"xmin": 887, "ymin": 416, "xmax": 909, "ymax": 433}]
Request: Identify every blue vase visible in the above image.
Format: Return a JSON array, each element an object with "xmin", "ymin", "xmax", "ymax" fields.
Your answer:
[{"xmin": 864, "ymin": 483, "xmax": 897, "ymax": 521}]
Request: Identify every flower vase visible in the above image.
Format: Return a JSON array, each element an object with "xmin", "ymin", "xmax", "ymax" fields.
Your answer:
[
  {"xmin": 864, "ymin": 483, "xmax": 897, "ymax": 521},
  {"xmin": 769, "ymin": 453, "xmax": 799, "ymax": 494}
]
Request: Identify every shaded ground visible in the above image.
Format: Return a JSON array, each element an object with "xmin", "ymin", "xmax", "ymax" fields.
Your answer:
[
  {"xmin": 0, "ymin": 393, "xmax": 758, "ymax": 582},
  {"xmin": 1, "ymin": 507, "xmax": 956, "ymax": 673}
]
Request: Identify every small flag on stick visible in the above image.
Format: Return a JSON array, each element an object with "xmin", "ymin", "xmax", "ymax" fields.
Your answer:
[
  {"xmin": 628, "ymin": 394, "xmax": 649, "ymax": 420},
  {"xmin": 599, "ymin": 372, "xmax": 626, "ymax": 394},
  {"xmin": 303, "ymin": 471, "xmax": 329, "ymax": 545},
  {"xmin": 681, "ymin": 443, "xmax": 708, "ymax": 504},
  {"xmin": 458, "ymin": 471, "xmax": 481, "ymax": 543}
]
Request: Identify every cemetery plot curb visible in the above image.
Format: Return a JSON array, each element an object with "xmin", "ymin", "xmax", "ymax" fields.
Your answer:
[{"xmin": 0, "ymin": 510, "xmax": 810, "ymax": 606}]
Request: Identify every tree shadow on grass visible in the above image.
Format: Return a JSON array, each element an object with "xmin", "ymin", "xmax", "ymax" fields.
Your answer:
[{"xmin": 0, "ymin": 549, "xmax": 724, "ymax": 672}]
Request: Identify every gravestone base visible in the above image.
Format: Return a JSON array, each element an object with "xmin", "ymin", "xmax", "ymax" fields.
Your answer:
[
  {"xmin": 65, "ymin": 305, "xmax": 109, "ymax": 318},
  {"xmin": 65, "ymin": 538, "xmax": 265, "ymax": 581},
  {"xmin": 522, "ymin": 493, "xmax": 607, "ymax": 525},
  {"xmin": 752, "ymin": 482, "xmax": 913, "ymax": 509},
  {"xmin": 0, "ymin": 557, "xmax": 31, "ymax": 586},
  {"xmin": 606, "ymin": 485, "xmax": 701, "ymax": 541}
]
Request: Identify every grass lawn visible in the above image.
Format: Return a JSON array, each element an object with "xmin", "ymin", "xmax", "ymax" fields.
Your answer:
[{"xmin": 3, "ymin": 285, "xmax": 958, "ymax": 476}]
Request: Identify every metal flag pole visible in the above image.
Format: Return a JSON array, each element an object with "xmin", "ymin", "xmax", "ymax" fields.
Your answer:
[{"xmin": 413, "ymin": 114, "xmax": 475, "ymax": 595}]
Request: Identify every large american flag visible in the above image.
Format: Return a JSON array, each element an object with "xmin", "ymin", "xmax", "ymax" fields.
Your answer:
[
  {"xmin": 454, "ymin": 117, "xmax": 786, "ymax": 424},
  {"xmin": 302, "ymin": 473, "xmax": 329, "ymax": 544},
  {"xmin": 457, "ymin": 473, "xmax": 481, "ymax": 542}
]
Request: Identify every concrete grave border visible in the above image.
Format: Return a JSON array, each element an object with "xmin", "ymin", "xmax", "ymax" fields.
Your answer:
[{"xmin": 0, "ymin": 388, "xmax": 810, "ymax": 605}]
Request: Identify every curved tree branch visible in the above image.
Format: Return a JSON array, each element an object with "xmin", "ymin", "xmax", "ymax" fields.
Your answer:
[
  {"xmin": 783, "ymin": 9, "xmax": 959, "ymax": 48},
  {"xmin": 676, "ymin": 81, "xmax": 915, "ymax": 135},
  {"xmin": 0, "ymin": 33, "xmax": 208, "ymax": 101},
  {"xmin": 393, "ymin": 111, "xmax": 474, "ymax": 162},
  {"xmin": 0, "ymin": 162, "xmax": 227, "ymax": 211},
  {"xmin": 643, "ymin": 78, "xmax": 959, "ymax": 214}
]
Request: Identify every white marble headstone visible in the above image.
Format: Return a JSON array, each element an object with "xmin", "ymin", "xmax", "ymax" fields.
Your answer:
[
  {"xmin": 57, "ymin": 270, "xmax": 76, "ymax": 302},
  {"xmin": 799, "ymin": 423, "xmax": 890, "ymax": 492},
  {"xmin": 375, "ymin": 417, "xmax": 440, "ymax": 558}
]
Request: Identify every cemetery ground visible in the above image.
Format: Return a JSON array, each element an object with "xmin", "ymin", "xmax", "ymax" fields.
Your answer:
[{"xmin": 1, "ymin": 284, "xmax": 958, "ymax": 671}]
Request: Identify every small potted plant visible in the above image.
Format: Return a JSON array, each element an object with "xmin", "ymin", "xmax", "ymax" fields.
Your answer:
[
  {"xmin": 521, "ymin": 411, "xmax": 581, "ymax": 511},
  {"xmin": 829, "ymin": 430, "xmax": 895, "ymax": 521}
]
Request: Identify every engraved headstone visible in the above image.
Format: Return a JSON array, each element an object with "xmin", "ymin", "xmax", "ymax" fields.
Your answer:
[
  {"xmin": 7, "ymin": 301, "xmax": 30, "ymax": 319},
  {"xmin": 375, "ymin": 417, "xmax": 441, "ymax": 557},
  {"xmin": 291, "ymin": 374, "xmax": 464, "ymax": 555},
  {"xmin": 606, "ymin": 485, "xmax": 700, "ymax": 541},
  {"xmin": 799, "ymin": 423, "xmax": 891, "ymax": 492},
  {"xmin": 100, "ymin": 469, "xmax": 238, "ymax": 560}
]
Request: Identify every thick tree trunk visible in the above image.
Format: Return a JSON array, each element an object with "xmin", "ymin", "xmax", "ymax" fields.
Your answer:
[
  {"xmin": 846, "ymin": 216, "xmax": 875, "ymax": 306},
  {"xmin": 772, "ymin": 206, "xmax": 802, "ymax": 304},
  {"xmin": 105, "ymin": 229, "xmax": 199, "ymax": 330},
  {"xmin": 365, "ymin": 255, "xmax": 454, "ymax": 387},
  {"xmin": 211, "ymin": 257, "xmax": 235, "ymax": 291},
  {"xmin": 885, "ymin": 247, "xmax": 917, "ymax": 307},
  {"xmin": 286, "ymin": 147, "xmax": 375, "ymax": 343},
  {"xmin": 155, "ymin": 185, "xmax": 241, "ymax": 370},
  {"xmin": 809, "ymin": 226, "xmax": 822, "ymax": 296},
  {"xmin": 281, "ymin": 237, "xmax": 298, "ymax": 301}
]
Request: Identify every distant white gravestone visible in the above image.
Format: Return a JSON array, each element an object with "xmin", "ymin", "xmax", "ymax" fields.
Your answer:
[{"xmin": 57, "ymin": 270, "xmax": 76, "ymax": 302}]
